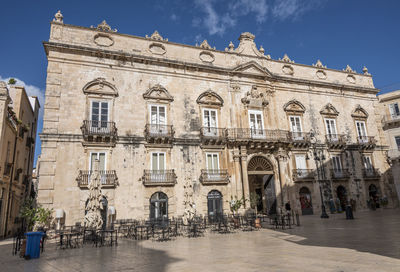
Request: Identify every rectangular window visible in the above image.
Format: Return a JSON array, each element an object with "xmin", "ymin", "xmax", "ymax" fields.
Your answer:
[
  {"xmin": 248, "ymin": 110, "xmax": 264, "ymax": 138},
  {"xmin": 355, "ymin": 121, "xmax": 367, "ymax": 142},
  {"xmin": 203, "ymin": 109, "xmax": 218, "ymax": 136},
  {"xmin": 363, "ymin": 155, "xmax": 373, "ymax": 170},
  {"xmin": 295, "ymin": 155, "xmax": 307, "ymax": 177},
  {"xmin": 150, "ymin": 105, "xmax": 166, "ymax": 125},
  {"xmin": 395, "ymin": 136, "xmax": 400, "ymax": 150},
  {"xmin": 151, "ymin": 152, "xmax": 166, "ymax": 171},
  {"xmin": 290, "ymin": 116, "xmax": 303, "ymax": 139},
  {"xmin": 91, "ymin": 101, "xmax": 109, "ymax": 128},
  {"xmin": 206, "ymin": 153, "xmax": 219, "ymax": 170},
  {"xmin": 332, "ymin": 156, "xmax": 342, "ymax": 170},
  {"xmin": 389, "ymin": 103, "xmax": 400, "ymax": 119},
  {"xmin": 89, "ymin": 152, "xmax": 106, "ymax": 184},
  {"xmin": 325, "ymin": 118, "xmax": 337, "ymax": 140}
]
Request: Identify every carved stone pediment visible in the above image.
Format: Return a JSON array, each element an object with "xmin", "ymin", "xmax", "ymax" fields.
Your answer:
[
  {"xmin": 351, "ymin": 105, "xmax": 368, "ymax": 119},
  {"xmin": 94, "ymin": 20, "xmax": 117, "ymax": 32},
  {"xmin": 241, "ymin": 86, "xmax": 269, "ymax": 108},
  {"xmin": 284, "ymin": 100, "xmax": 306, "ymax": 114},
  {"xmin": 196, "ymin": 90, "xmax": 223, "ymax": 106},
  {"xmin": 146, "ymin": 30, "xmax": 167, "ymax": 41},
  {"xmin": 143, "ymin": 84, "xmax": 174, "ymax": 102},
  {"xmin": 232, "ymin": 61, "xmax": 271, "ymax": 78},
  {"xmin": 320, "ymin": 103, "xmax": 339, "ymax": 116},
  {"xmin": 83, "ymin": 78, "xmax": 118, "ymax": 96}
]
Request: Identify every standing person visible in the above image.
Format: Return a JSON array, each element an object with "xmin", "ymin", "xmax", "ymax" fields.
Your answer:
[
  {"xmin": 285, "ymin": 201, "xmax": 291, "ymax": 215},
  {"xmin": 350, "ymin": 198, "xmax": 356, "ymax": 212}
]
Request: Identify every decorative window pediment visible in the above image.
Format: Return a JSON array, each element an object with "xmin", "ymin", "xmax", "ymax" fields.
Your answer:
[
  {"xmin": 196, "ymin": 90, "xmax": 223, "ymax": 107},
  {"xmin": 351, "ymin": 105, "xmax": 368, "ymax": 119},
  {"xmin": 143, "ymin": 84, "xmax": 174, "ymax": 102},
  {"xmin": 283, "ymin": 100, "xmax": 305, "ymax": 115},
  {"xmin": 320, "ymin": 103, "xmax": 339, "ymax": 117},
  {"xmin": 83, "ymin": 78, "xmax": 118, "ymax": 97},
  {"xmin": 232, "ymin": 61, "xmax": 271, "ymax": 78}
]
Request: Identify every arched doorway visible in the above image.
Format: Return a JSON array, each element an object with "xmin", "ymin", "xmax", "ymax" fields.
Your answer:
[
  {"xmin": 207, "ymin": 190, "xmax": 223, "ymax": 221},
  {"xmin": 150, "ymin": 192, "xmax": 168, "ymax": 220},
  {"xmin": 336, "ymin": 186, "xmax": 347, "ymax": 211},
  {"xmin": 299, "ymin": 187, "xmax": 313, "ymax": 215},
  {"xmin": 368, "ymin": 184, "xmax": 380, "ymax": 208},
  {"xmin": 247, "ymin": 156, "xmax": 276, "ymax": 214}
]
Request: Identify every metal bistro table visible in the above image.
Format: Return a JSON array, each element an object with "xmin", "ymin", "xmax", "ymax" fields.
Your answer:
[
  {"xmin": 135, "ymin": 225, "xmax": 150, "ymax": 240},
  {"xmin": 99, "ymin": 229, "xmax": 118, "ymax": 246},
  {"xmin": 59, "ymin": 230, "xmax": 80, "ymax": 249}
]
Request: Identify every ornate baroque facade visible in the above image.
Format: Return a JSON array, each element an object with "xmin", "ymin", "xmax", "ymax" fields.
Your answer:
[{"xmin": 37, "ymin": 11, "xmax": 397, "ymax": 226}]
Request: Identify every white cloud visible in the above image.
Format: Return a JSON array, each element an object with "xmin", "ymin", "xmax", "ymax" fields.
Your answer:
[
  {"xmin": 170, "ymin": 14, "xmax": 178, "ymax": 21},
  {"xmin": 271, "ymin": 0, "xmax": 324, "ymax": 21},
  {"xmin": 193, "ymin": 0, "xmax": 324, "ymax": 35},
  {"xmin": 0, "ymin": 76, "xmax": 45, "ymax": 121}
]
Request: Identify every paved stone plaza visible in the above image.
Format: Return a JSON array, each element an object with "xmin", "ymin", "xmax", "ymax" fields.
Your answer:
[{"xmin": 1, "ymin": 209, "xmax": 399, "ymax": 272}]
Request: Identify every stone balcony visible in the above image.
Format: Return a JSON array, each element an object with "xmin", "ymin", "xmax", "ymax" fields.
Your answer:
[
  {"xmin": 325, "ymin": 134, "xmax": 347, "ymax": 149},
  {"xmin": 145, "ymin": 124, "xmax": 174, "ymax": 144},
  {"xmin": 292, "ymin": 169, "xmax": 315, "ymax": 182},
  {"xmin": 76, "ymin": 170, "xmax": 118, "ymax": 189},
  {"xmin": 362, "ymin": 168, "xmax": 381, "ymax": 179},
  {"xmin": 81, "ymin": 120, "xmax": 117, "ymax": 146},
  {"xmin": 356, "ymin": 136, "xmax": 376, "ymax": 149},
  {"xmin": 200, "ymin": 127, "xmax": 226, "ymax": 145},
  {"xmin": 200, "ymin": 169, "xmax": 229, "ymax": 185},
  {"xmin": 382, "ymin": 114, "xmax": 400, "ymax": 130},
  {"xmin": 289, "ymin": 132, "xmax": 311, "ymax": 148},
  {"xmin": 330, "ymin": 168, "xmax": 351, "ymax": 180},
  {"xmin": 226, "ymin": 128, "xmax": 290, "ymax": 148},
  {"xmin": 142, "ymin": 170, "xmax": 177, "ymax": 186}
]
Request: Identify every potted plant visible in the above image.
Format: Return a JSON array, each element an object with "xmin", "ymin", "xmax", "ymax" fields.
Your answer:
[
  {"xmin": 250, "ymin": 192, "xmax": 261, "ymax": 228},
  {"xmin": 229, "ymin": 196, "xmax": 245, "ymax": 228}
]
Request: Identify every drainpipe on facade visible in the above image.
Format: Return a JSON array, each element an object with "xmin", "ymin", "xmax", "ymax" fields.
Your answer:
[{"xmin": 3, "ymin": 127, "xmax": 19, "ymax": 237}]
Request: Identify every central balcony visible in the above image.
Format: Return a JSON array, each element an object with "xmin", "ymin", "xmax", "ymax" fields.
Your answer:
[
  {"xmin": 76, "ymin": 170, "xmax": 118, "ymax": 189},
  {"xmin": 356, "ymin": 136, "xmax": 376, "ymax": 149},
  {"xmin": 142, "ymin": 170, "xmax": 177, "ymax": 186},
  {"xmin": 145, "ymin": 124, "xmax": 174, "ymax": 144},
  {"xmin": 326, "ymin": 134, "xmax": 347, "ymax": 149},
  {"xmin": 81, "ymin": 120, "xmax": 117, "ymax": 145},
  {"xmin": 289, "ymin": 132, "xmax": 311, "ymax": 148},
  {"xmin": 362, "ymin": 168, "xmax": 381, "ymax": 179},
  {"xmin": 200, "ymin": 127, "xmax": 226, "ymax": 145},
  {"xmin": 330, "ymin": 168, "xmax": 351, "ymax": 180},
  {"xmin": 200, "ymin": 169, "xmax": 229, "ymax": 185},
  {"xmin": 292, "ymin": 169, "xmax": 315, "ymax": 182},
  {"xmin": 226, "ymin": 128, "xmax": 290, "ymax": 148}
]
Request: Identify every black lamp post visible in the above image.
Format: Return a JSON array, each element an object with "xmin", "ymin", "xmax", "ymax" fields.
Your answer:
[{"xmin": 310, "ymin": 135, "xmax": 329, "ymax": 219}]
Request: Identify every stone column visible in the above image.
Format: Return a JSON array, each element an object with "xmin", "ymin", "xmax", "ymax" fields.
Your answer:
[
  {"xmin": 232, "ymin": 148, "xmax": 241, "ymax": 198},
  {"xmin": 240, "ymin": 146, "xmax": 250, "ymax": 207},
  {"xmin": 275, "ymin": 148, "xmax": 288, "ymax": 212}
]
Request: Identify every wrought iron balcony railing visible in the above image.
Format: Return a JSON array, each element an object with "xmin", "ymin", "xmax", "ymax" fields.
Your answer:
[
  {"xmin": 76, "ymin": 170, "xmax": 118, "ymax": 188},
  {"xmin": 356, "ymin": 136, "xmax": 376, "ymax": 145},
  {"xmin": 289, "ymin": 132, "xmax": 311, "ymax": 142},
  {"xmin": 292, "ymin": 169, "xmax": 315, "ymax": 181},
  {"xmin": 330, "ymin": 168, "xmax": 351, "ymax": 179},
  {"xmin": 326, "ymin": 134, "xmax": 347, "ymax": 144},
  {"xmin": 362, "ymin": 168, "xmax": 381, "ymax": 179},
  {"xmin": 142, "ymin": 170, "xmax": 177, "ymax": 186},
  {"xmin": 200, "ymin": 169, "xmax": 229, "ymax": 184},
  {"xmin": 81, "ymin": 120, "xmax": 117, "ymax": 142},
  {"xmin": 200, "ymin": 127, "xmax": 226, "ymax": 145},
  {"xmin": 226, "ymin": 128, "xmax": 290, "ymax": 142},
  {"xmin": 145, "ymin": 124, "xmax": 174, "ymax": 143}
]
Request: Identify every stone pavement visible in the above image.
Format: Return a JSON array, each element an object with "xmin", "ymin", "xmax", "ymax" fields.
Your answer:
[{"xmin": 0, "ymin": 209, "xmax": 399, "ymax": 272}]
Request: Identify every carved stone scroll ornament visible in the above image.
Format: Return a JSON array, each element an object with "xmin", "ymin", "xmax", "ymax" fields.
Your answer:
[
  {"xmin": 143, "ymin": 84, "xmax": 174, "ymax": 102},
  {"xmin": 146, "ymin": 30, "xmax": 168, "ymax": 41},
  {"xmin": 320, "ymin": 103, "xmax": 339, "ymax": 117},
  {"xmin": 196, "ymin": 90, "xmax": 223, "ymax": 106},
  {"xmin": 93, "ymin": 20, "xmax": 117, "ymax": 32},
  {"xmin": 343, "ymin": 65, "xmax": 356, "ymax": 74},
  {"xmin": 279, "ymin": 54, "xmax": 294, "ymax": 63},
  {"xmin": 351, "ymin": 105, "xmax": 368, "ymax": 119},
  {"xmin": 241, "ymin": 86, "xmax": 269, "ymax": 108},
  {"xmin": 83, "ymin": 78, "xmax": 118, "ymax": 97},
  {"xmin": 283, "ymin": 99, "xmax": 306, "ymax": 115},
  {"xmin": 197, "ymin": 40, "xmax": 215, "ymax": 50},
  {"xmin": 313, "ymin": 59, "xmax": 326, "ymax": 68},
  {"xmin": 234, "ymin": 32, "xmax": 266, "ymax": 58}
]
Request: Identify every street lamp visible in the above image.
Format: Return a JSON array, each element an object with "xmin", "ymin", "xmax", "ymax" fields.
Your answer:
[{"xmin": 310, "ymin": 135, "xmax": 329, "ymax": 219}]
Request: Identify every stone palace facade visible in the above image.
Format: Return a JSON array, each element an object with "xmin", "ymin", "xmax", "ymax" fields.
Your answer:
[{"xmin": 37, "ymin": 11, "xmax": 397, "ymax": 226}]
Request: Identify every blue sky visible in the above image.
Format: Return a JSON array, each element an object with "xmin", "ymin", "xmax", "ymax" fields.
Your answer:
[{"xmin": 1, "ymin": 0, "xmax": 399, "ymax": 164}]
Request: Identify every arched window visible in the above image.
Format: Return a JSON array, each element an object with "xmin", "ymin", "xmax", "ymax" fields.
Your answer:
[{"xmin": 150, "ymin": 192, "xmax": 168, "ymax": 220}]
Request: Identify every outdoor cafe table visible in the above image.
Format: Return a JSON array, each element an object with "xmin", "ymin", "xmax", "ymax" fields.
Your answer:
[
  {"xmin": 59, "ymin": 230, "xmax": 80, "ymax": 249},
  {"xmin": 135, "ymin": 225, "xmax": 149, "ymax": 240},
  {"xmin": 99, "ymin": 229, "xmax": 118, "ymax": 246}
]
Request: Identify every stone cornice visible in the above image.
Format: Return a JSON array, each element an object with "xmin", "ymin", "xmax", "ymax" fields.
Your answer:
[{"xmin": 43, "ymin": 41, "xmax": 379, "ymax": 95}]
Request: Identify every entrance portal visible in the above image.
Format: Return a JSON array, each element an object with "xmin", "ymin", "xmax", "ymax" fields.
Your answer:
[
  {"xmin": 150, "ymin": 192, "xmax": 168, "ymax": 220},
  {"xmin": 299, "ymin": 187, "xmax": 313, "ymax": 215},
  {"xmin": 336, "ymin": 186, "xmax": 347, "ymax": 211},
  {"xmin": 247, "ymin": 156, "xmax": 276, "ymax": 215}
]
